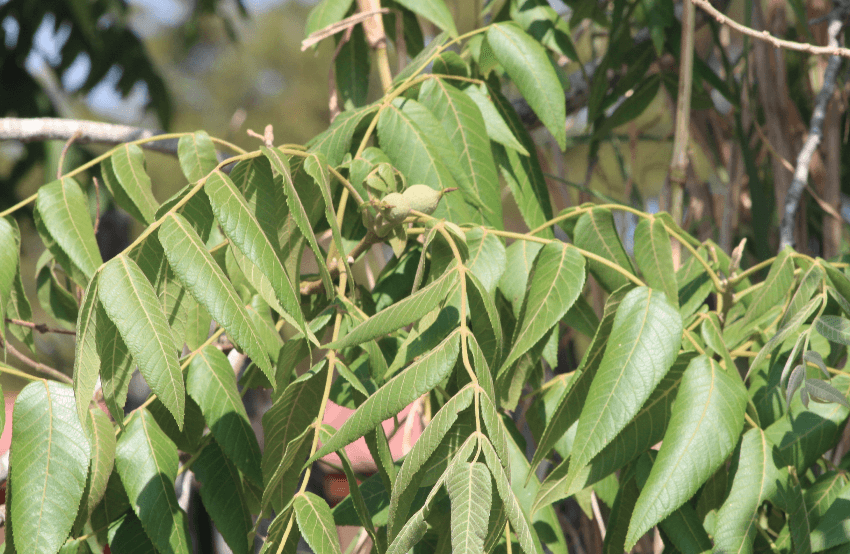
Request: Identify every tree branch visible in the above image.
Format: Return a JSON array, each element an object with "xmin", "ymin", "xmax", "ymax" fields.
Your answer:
[
  {"xmin": 0, "ymin": 336, "xmax": 73, "ymax": 384},
  {"xmin": 0, "ymin": 117, "xmax": 180, "ymax": 156},
  {"xmin": 779, "ymin": 15, "xmax": 846, "ymax": 250}
]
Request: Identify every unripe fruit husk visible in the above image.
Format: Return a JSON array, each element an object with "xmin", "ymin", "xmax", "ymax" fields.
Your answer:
[
  {"xmin": 403, "ymin": 185, "xmax": 454, "ymax": 215},
  {"xmin": 378, "ymin": 192, "xmax": 411, "ymax": 224}
]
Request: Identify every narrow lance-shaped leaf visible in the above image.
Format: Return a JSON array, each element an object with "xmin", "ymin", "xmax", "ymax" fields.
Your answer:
[
  {"xmin": 187, "ymin": 346, "xmax": 263, "ymax": 488},
  {"xmin": 526, "ymin": 285, "xmax": 633, "ymax": 481},
  {"xmin": 10, "ymin": 382, "xmax": 91, "ymax": 554},
  {"xmin": 329, "ymin": 267, "xmax": 460, "ymax": 349},
  {"xmin": 158, "ymin": 212, "xmax": 273, "ymax": 380},
  {"xmin": 73, "ymin": 273, "xmax": 101, "ymax": 427},
  {"xmin": 110, "ymin": 144, "xmax": 160, "ymax": 224},
  {"xmin": 625, "ymin": 356, "xmax": 747, "ymax": 548},
  {"xmin": 569, "ymin": 287, "xmax": 683, "ymax": 476},
  {"xmin": 816, "ymin": 315, "xmax": 850, "ymax": 346},
  {"xmin": 572, "ymin": 207, "xmax": 636, "ymax": 292},
  {"xmin": 205, "ymin": 169, "xmax": 309, "ymax": 339},
  {"xmin": 500, "ymin": 242, "xmax": 585, "ymax": 374},
  {"xmin": 115, "ymin": 409, "xmax": 192, "ymax": 554},
  {"xmin": 810, "ymin": 478, "xmax": 850, "ymax": 552},
  {"xmin": 84, "ymin": 407, "xmax": 117, "ymax": 518},
  {"xmin": 294, "ymin": 492, "xmax": 343, "ymax": 554},
  {"xmin": 192, "ymin": 439, "xmax": 253, "ymax": 554},
  {"xmin": 311, "ymin": 329, "xmax": 461, "ymax": 462},
  {"xmin": 739, "ymin": 246, "xmax": 795, "ymax": 328},
  {"xmin": 263, "ymin": 428, "xmax": 313, "ymax": 515},
  {"xmin": 394, "ymin": 0, "xmax": 457, "ymax": 36},
  {"xmin": 305, "ymin": 0, "xmax": 354, "ymax": 36},
  {"xmin": 262, "ymin": 146, "xmax": 334, "ymax": 296},
  {"xmin": 480, "ymin": 439, "xmax": 544, "ymax": 554},
  {"xmin": 486, "ymin": 23, "xmax": 566, "ymax": 149},
  {"xmin": 448, "ymin": 462, "xmax": 492, "ymax": 554},
  {"xmin": 177, "ymin": 131, "xmax": 218, "ymax": 182},
  {"xmin": 99, "ymin": 254, "xmax": 185, "ymax": 428},
  {"xmin": 714, "ymin": 428, "xmax": 783, "ymax": 554},
  {"xmin": 388, "ymin": 385, "xmax": 475, "ymax": 538},
  {"xmin": 633, "ymin": 217, "xmax": 678, "ymax": 308},
  {"xmin": 463, "ymin": 84, "xmax": 529, "ymax": 155},
  {"xmin": 98, "ymin": 309, "xmax": 135, "ymax": 426},
  {"xmin": 0, "ymin": 217, "xmax": 18, "ymax": 343},
  {"xmin": 419, "ymin": 78, "xmax": 502, "ymax": 228},
  {"xmin": 35, "ymin": 177, "xmax": 103, "ymax": 281}
]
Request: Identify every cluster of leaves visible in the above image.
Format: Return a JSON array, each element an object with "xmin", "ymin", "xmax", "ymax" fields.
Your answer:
[{"xmin": 3, "ymin": 1, "xmax": 850, "ymax": 554}]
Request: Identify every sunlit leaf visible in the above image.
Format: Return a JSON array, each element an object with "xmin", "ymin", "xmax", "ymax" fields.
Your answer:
[
  {"xmin": 177, "ymin": 131, "xmax": 218, "ymax": 182},
  {"xmin": 0, "ymin": 217, "xmax": 19, "ymax": 343},
  {"xmin": 84, "ymin": 407, "xmax": 117, "ymax": 519},
  {"xmin": 395, "ymin": 0, "xmax": 457, "ymax": 36},
  {"xmin": 108, "ymin": 144, "xmax": 160, "ymax": 224},
  {"xmin": 573, "ymin": 207, "xmax": 635, "ymax": 292},
  {"xmin": 10, "ymin": 382, "xmax": 91, "ymax": 554},
  {"xmin": 464, "ymin": 84, "xmax": 529, "ymax": 155},
  {"xmin": 305, "ymin": 0, "xmax": 354, "ymax": 37},
  {"xmin": 633, "ymin": 217, "xmax": 678, "ymax": 308},
  {"xmin": 447, "ymin": 462, "xmax": 491, "ymax": 554},
  {"xmin": 294, "ymin": 492, "xmax": 342, "ymax": 554}
]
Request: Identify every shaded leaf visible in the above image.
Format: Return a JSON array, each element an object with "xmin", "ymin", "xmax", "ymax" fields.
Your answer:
[
  {"xmin": 0, "ymin": 217, "xmax": 18, "ymax": 344},
  {"xmin": 99, "ymin": 254, "xmax": 184, "ymax": 428},
  {"xmin": 84, "ymin": 408, "xmax": 117, "ymax": 518},
  {"xmin": 108, "ymin": 513, "xmax": 158, "ymax": 554},
  {"xmin": 10, "ymin": 381, "xmax": 91, "ymax": 554},
  {"xmin": 187, "ymin": 346, "xmax": 263, "ymax": 487},
  {"xmin": 739, "ymin": 246, "xmax": 795, "ymax": 329},
  {"xmin": 447, "ymin": 462, "xmax": 491, "ymax": 554},
  {"xmin": 115, "ymin": 409, "xmax": 191, "ymax": 554},
  {"xmin": 816, "ymin": 315, "xmax": 850, "ymax": 346},
  {"xmin": 395, "ymin": 0, "xmax": 457, "ymax": 36},
  {"xmin": 573, "ymin": 207, "xmax": 635, "ymax": 292},
  {"xmin": 73, "ymin": 273, "xmax": 102, "ymax": 427},
  {"xmin": 463, "ymin": 84, "xmax": 529, "ymax": 155},
  {"xmin": 109, "ymin": 144, "xmax": 160, "ymax": 224}
]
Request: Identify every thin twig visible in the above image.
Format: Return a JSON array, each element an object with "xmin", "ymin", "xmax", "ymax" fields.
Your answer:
[
  {"xmin": 301, "ymin": 8, "xmax": 390, "ymax": 50},
  {"xmin": 590, "ymin": 491, "xmax": 606, "ymax": 540},
  {"xmin": 0, "ymin": 337, "xmax": 72, "ymax": 383},
  {"xmin": 5, "ymin": 317, "xmax": 76, "ymax": 336},
  {"xmin": 299, "ymin": 230, "xmax": 378, "ymax": 295},
  {"xmin": 57, "ymin": 129, "xmax": 82, "ymax": 179},
  {"xmin": 692, "ymin": 0, "xmax": 850, "ymax": 58},
  {"xmin": 779, "ymin": 15, "xmax": 846, "ymax": 250}
]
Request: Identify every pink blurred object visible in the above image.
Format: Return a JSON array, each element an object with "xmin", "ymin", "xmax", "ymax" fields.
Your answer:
[{"xmin": 1, "ymin": 394, "xmax": 13, "ymax": 454}]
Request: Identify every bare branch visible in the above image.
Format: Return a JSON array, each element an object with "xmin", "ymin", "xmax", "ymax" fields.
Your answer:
[
  {"xmin": 780, "ymin": 15, "xmax": 846, "ymax": 250},
  {"xmin": 693, "ymin": 0, "xmax": 850, "ymax": 58},
  {"xmin": 5, "ymin": 317, "xmax": 76, "ymax": 336},
  {"xmin": 0, "ymin": 336, "xmax": 73, "ymax": 384},
  {"xmin": 301, "ymin": 8, "xmax": 389, "ymax": 51},
  {"xmin": 0, "ymin": 117, "xmax": 179, "ymax": 156}
]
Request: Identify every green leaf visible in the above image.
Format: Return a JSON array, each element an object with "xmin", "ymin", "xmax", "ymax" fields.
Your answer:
[
  {"xmin": 99, "ymin": 254, "xmax": 184, "ymax": 428},
  {"xmin": 108, "ymin": 513, "xmax": 158, "ymax": 554},
  {"xmin": 192, "ymin": 439, "xmax": 252, "ymax": 554},
  {"xmin": 569, "ymin": 287, "xmax": 683, "ymax": 475},
  {"xmin": 747, "ymin": 295, "xmax": 823, "ymax": 379},
  {"xmin": 263, "ymin": 427, "xmax": 313, "ymax": 515},
  {"xmin": 601, "ymin": 467, "xmax": 640, "ymax": 554},
  {"xmin": 573, "ymin": 207, "xmax": 636, "ymax": 292},
  {"xmin": 463, "ymin": 84, "xmax": 529, "ymax": 155},
  {"xmin": 466, "ymin": 271, "xmax": 504, "ymax": 371},
  {"xmin": 499, "ymin": 240, "xmax": 544, "ymax": 317},
  {"xmin": 419, "ymin": 78, "xmax": 502, "ymax": 228},
  {"xmin": 158, "ymin": 212, "xmax": 273, "ymax": 380},
  {"xmin": 486, "ymin": 23, "xmax": 565, "ymax": 149},
  {"xmin": 0, "ymin": 217, "xmax": 18, "ymax": 343},
  {"xmin": 335, "ymin": 24, "xmax": 370, "ymax": 108},
  {"xmin": 262, "ymin": 146, "xmax": 335, "ymax": 296},
  {"xmin": 34, "ymin": 250, "xmax": 79, "ymax": 327},
  {"xmin": 778, "ymin": 469, "xmax": 811, "ymax": 554},
  {"xmin": 10, "ymin": 381, "xmax": 91, "ymax": 554},
  {"xmin": 376, "ymin": 98, "xmax": 473, "ymax": 224},
  {"xmin": 394, "ymin": 0, "xmax": 457, "ymax": 36},
  {"xmin": 534, "ymin": 352, "xmax": 695, "ymax": 509},
  {"xmin": 115, "ymin": 409, "xmax": 191, "ymax": 554},
  {"xmin": 500, "ymin": 242, "xmax": 585, "ymax": 373},
  {"xmin": 329, "ymin": 267, "xmax": 460, "ymax": 349},
  {"xmin": 625, "ymin": 356, "xmax": 747, "ymax": 548},
  {"xmin": 781, "ymin": 263, "xmax": 824, "ymax": 327},
  {"xmin": 307, "ymin": 104, "xmax": 378, "ymax": 166},
  {"xmin": 177, "ymin": 131, "xmax": 218, "ymax": 182},
  {"xmin": 335, "ymin": 447, "xmax": 383, "ymax": 552},
  {"xmin": 388, "ymin": 386, "xmax": 474, "ymax": 538},
  {"xmin": 739, "ymin": 246, "xmax": 795, "ymax": 329},
  {"xmin": 633, "ymin": 217, "xmax": 678, "ymax": 308},
  {"xmin": 294, "ymin": 492, "xmax": 343, "ymax": 554},
  {"xmin": 465, "ymin": 228, "xmax": 506, "ymax": 296},
  {"xmin": 816, "ymin": 315, "xmax": 850, "ymax": 346},
  {"xmin": 305, "ymin": 0, "xmax": 354, "ymax": 37},
  {"xmin": 6, "ymin": 258, "xmax": 35, "ymax": 351},
  {"xmin": 393, "ymin": 32, "xmax": 448, "ymax": 84},
  {"xmin": 810, "ymin": 480, "xmax": 850, "ymax": 551},
  {"xmin": 593, "ymin": 74, "xmax": 661, "ymax": 139},
  {"xmin": 489, "ymin": 87, "xmax": 553, "ymax": 235},
  {"xmin": 204, "ymin": 169, "xmax": 308, "ymax": 339},
  {"xmin": 480, "ymin": 439, "xmax": 544, "ymax": 554},
  {"xmin": 98, "ymin": 310, "xmax": 135, "ymax": 426},
  {"xmin": 447, "ymin": 462, "xmax": 492, "ymax": 554},
  {"xmin": 527, "ymin": 285, "xmax": 632, "ymax": 482},
  {"xmin": 262, "ymin": 363, "xmax": 327, "ymax": 485},
  {"xmin": 84, "ymin": 408, "xmax": 117, "ymax": 518},
  {"xmin": 312, "ymin": 329, "xmax": 461, "ymax": 461},
  {"xmin": 73, "ymin": 273, "xmax": 102, "ymax": 427},
  {"xmin": 658, "ymin": 502, "xmax": 713, "ymax": 554},
  {"xmin": 186, "ymin": 346, "xmax": 263, "ymax": 488},
  {"xmin": 714, "ymin": 428, "xmax": 783, "ymax": 554},
  {"xmin": 35, "ymin": 177, "xmax": 103, "ymax": 281},
  {"xmin": 260, "ymin": 509, "xmax": 302, "ymax": 554},
  {"xmin": 108, "ymin": 145, "xmax": 160, "ymax": 225}
]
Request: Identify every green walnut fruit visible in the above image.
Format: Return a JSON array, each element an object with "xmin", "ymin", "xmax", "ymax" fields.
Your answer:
[
  {"xmin": 402, "ymin": 184, "xmax": 453, "ymax": 215},
  {"xmin": 379, "ymin": 192, "xmax": 411, "ymax": 224}
]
